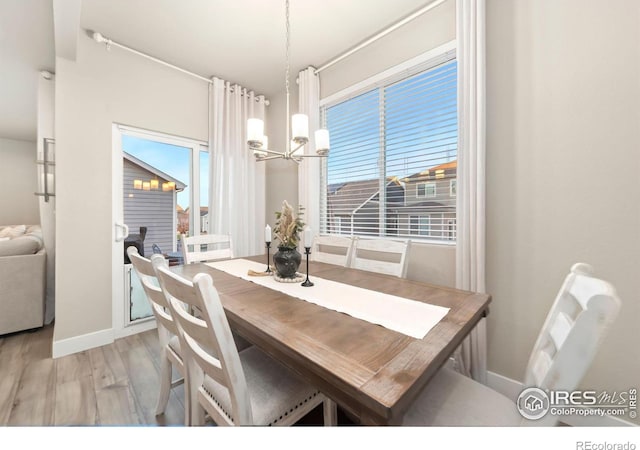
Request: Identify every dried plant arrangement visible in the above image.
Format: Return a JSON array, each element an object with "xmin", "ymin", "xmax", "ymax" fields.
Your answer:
[{"xmin": 273, "ymin": 200, "xmax": 305, "ymax": 249}]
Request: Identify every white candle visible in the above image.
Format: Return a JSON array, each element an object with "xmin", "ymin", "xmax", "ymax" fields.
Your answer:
[
  {"xmin": 265, "ymin": 224, "xmax": 271, "ymax": 243},
  {"xmin": 304, "ymin": 228, "xmax": 312, "ymax": 248},
  {"xmin": 292, "ymin": 114, "xmax": 309, "ymax": 141}
]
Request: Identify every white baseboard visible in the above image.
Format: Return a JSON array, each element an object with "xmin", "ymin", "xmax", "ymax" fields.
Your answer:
[
  {"xmin": 486, "ymin": 370, "xmax": 524, "ymax": 403},
  {"xmin": 486, "ymin": 370, "xmax": 636, "ymax": 427},
  {"xmin": 52, "ymin": 328, "xmax": 114, "ymax": 359},
  {"xmin": 52, "ymin": 320, "xmax": 157, "ymax": 358}
]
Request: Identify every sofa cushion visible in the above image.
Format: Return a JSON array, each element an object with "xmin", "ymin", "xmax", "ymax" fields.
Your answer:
[
  {"xmin": 0, "ymin": 225, "xmax": 26, "ymax": 239},
  {"xmin": 0, "ymin": 235, "xmax": 43, "ymax": 257}
]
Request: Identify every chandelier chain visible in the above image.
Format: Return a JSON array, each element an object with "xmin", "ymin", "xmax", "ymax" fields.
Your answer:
[
  {"xmin": 246, "ymin": 0, "xmax": 328, "ymax": 161},
  {"xmin": 285, "ymin": 0, "xmax": 290, "ymax": 99}
]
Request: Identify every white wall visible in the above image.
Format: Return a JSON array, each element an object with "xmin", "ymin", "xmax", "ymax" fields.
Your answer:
[
  {"xmin": 320, "ymin": 0, "xmax": 456, "ymax": 99},
  {"xmin": 54, "ymin": 34, "xmax": 208, "ymax": 344},
  {"xmin": 0, "ymin": 138, "xmax": 39, "ymax": 225},
  {"xmin": 486, "ymin": 0, "xmax": 640, "ymax": 424}
]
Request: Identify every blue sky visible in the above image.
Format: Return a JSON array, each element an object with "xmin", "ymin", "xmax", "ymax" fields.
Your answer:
[
  {"xmin": 122, "ymin": 134, "xmax": 209, "ymax": 209},
  {"xmin": 325, "ymin": 60, "xmax": 457, "ymax": 185}
]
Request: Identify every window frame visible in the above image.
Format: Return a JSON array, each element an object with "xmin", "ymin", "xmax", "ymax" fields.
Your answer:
[{"xmin": 319, "ymin": 41, "xmax": 457, "ymax": 246}]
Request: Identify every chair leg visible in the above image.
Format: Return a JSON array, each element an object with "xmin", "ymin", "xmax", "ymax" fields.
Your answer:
[
  {"xmin": 155, "ymin": 350, "xmax": 172, "ymax": 416},
  {"xmin": 187, "ymin": 359, "xmax": 205, "ymax": 426},
  {"xmin": 182, "ymin": 367, "xmax": 191, "ymax": 426},
  {"xmin": 323, "ymin": 398, "xmax": 337, "ymax": 426},
  {"xmin": 191, "ymin": 401, "xmax": 206, "ymax": 426}
]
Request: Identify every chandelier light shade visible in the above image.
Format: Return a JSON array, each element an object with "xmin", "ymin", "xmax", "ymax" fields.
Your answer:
[
  {"xmin": 291, "ymin": 114, "xmax": 309, "ymax": 144},
  {"xmin": 247, "ymin": 0, "xmax": 329, "ymax": 163}
]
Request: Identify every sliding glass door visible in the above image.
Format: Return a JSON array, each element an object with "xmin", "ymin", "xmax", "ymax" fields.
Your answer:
[{"xmin": 112, "ymin": 125, "xmax": 208, "ymax": 335}]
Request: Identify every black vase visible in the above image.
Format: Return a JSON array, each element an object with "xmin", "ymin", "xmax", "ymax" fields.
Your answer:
[{"xmin": 273, "ymin": 246, "xmax": 302, "ymax": 278}]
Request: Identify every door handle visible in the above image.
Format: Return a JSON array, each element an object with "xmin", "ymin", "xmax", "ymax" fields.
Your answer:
[{"xmin": 115, "ymin": 222, "xmax": 129, "ymax": 242}]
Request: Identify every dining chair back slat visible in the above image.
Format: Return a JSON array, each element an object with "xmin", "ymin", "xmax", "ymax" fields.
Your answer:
[
  {"xmin": 523, "ymin": 263, "xmax": 621, "ymax": 404},
  {"xmin": 311, "ymin": 235, "xmax": 354, "ymax": 267},
  {"xmin": 181, "ymin": 234, "xmax": 234, "ymax": 264},
  {"xmin": 350, "ymin": 238, "xmax": 411, "ymax": 278}
]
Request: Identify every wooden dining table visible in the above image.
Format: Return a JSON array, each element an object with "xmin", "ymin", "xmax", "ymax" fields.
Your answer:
[{"xmin": 173, "ymin": 255, "xmax": 491, "ymax": 425}]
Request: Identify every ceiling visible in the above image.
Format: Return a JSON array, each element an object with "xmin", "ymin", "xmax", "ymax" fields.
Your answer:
[{"xmin": 1, "ymin": 0, "xmax": 435, "ymax": 142}]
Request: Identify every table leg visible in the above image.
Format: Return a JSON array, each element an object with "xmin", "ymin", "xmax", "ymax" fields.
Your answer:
[{"xmin": 323, "ymin": 398, "xmax": 337, "ymax": 426}]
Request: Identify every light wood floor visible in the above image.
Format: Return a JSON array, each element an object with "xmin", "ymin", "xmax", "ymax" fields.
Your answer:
[
  {"xmin": 0, "ymin": 325, "xmax": 349, "ymax": 426},
  {"xmin": 0, "ymin": 324, "xmax": 187, "ymax": 426}
]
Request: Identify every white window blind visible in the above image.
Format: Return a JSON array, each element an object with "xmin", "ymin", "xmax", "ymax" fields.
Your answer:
[{"xmin": 320, "ymin": 56, "xmax": 458, "ymax": 242}]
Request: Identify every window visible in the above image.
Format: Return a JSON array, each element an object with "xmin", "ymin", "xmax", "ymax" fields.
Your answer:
[
  {"xmin": 320, "ymin": 46, "xmax": 457, "ymax": 242},
  {"xmin": 410, "ymin": 215, "xmax": 431, "ymax": 236},
  {"xmin": 450, "ymin": 179, "xmax": 457, "ymax": 197},
  {"xmin": 447, "ymin": 219, "xmax": 457, "ymax": 241},
  {"xmin": 417, "ymin": 182, "xmax": 436, "ymax": 198}
]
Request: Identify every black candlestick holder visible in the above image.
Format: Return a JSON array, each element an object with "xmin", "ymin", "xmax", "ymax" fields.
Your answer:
[
  {"xmin": 301, "ymin": 246, "xmax": 314, "ymax": 287},
  {"xmin": 265, "ymin": 241, "xmax": 272, "ymax": 273}
]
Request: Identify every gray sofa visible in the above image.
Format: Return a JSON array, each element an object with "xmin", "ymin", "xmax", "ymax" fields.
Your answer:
[{"xmin": 0, "ymin": 225, "xmax": 46, "ymax": 335}]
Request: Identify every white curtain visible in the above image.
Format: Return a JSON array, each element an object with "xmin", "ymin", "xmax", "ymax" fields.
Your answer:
[
  {"xmin": 208, "ymin": 77, "xmax": 266, "ymax": 257},
  {"xmin": 454, "ymin": 0, "xmax": 488, "ymax": 384},
  {"xmin": 297, "ymin": 67, "xmax": 321, "ymax": 235}
]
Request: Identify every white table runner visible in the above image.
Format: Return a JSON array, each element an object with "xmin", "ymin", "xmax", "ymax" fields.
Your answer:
[{"xmin": 206, "ymin": 259, "xmax": 449, "ymax": 339}]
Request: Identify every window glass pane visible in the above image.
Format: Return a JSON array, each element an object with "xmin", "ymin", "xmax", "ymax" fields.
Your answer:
[
  {"xmin": 200, "ymin": 150, "xmax": 209, "ymax": 234},
  {"xmin": 321, "ymin": 58, "xmax": 457, "ymax": 242},
  {"xmin": 122, "ymin": 134, "xmax": 190, "ymax": 253},
  {"xmin": 324, "ymin": 89, "xmax": 381, "ymax": 237}
]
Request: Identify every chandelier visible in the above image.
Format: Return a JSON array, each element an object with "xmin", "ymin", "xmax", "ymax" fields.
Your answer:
[{"xmin": 246, "ymin": 0, "xmax": 330, "ymax": 162}]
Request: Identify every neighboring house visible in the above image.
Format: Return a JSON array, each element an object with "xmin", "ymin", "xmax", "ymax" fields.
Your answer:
[
  {"xmin": 325, "ymin": 160, "xmax": 457, "ymax": 240},
  {"xmin": 181, "ymin": 206, "xmax": 210, "ymax": 235},
  {"xmin": 398, "ymin": 160, "xmax": 457, "ymax": 240},
  {"xmin": 326, "ymin": 178, "xmax": 405, "ymax": 236},
  {"xmin": 177, "ymin": 205, "xmax": 189, "ymax": 235},
  {"xmin": 123, "ymin": 152, "xmax": 186, "ymax": 257}
]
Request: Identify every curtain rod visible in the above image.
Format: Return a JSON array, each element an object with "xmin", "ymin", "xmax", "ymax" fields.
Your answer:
[
  {"xmin": 314, "ymin": 0, "xmax": 448, "ymax": 74},
  {"xmin": 88, "ymin": 30, "xmax": 270, "ymax": 105}
]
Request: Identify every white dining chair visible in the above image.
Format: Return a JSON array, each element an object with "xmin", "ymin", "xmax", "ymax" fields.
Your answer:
[
  {"xmin": 181, "ymin": 233, "xmax": 234, "ymax": 264},
  {"xmin": 179, "ymin": 233, "xmax": 252, "ymax": 353},
  {"xmin": 155, "ymin": 264, "xmax": 337, "ymax": 426},
  {"xmin": 127, "ymin": 246, "xmax": 189, "ymax": 425},
  {"xmin": 350, "ymin": 238, "xmax": 411, "ymax": 278},
  {"xmin": 311, "ymin": 235, "xmax": 355, "ymax": 267},
  {"xmin": 401, "ymin": 263, "xmax": 622, "ymax": 426}
]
